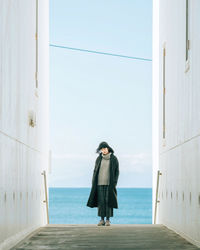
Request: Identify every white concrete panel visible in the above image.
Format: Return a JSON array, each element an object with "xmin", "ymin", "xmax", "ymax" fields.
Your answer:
[
  {"xmin": 153, "ymin": 0, "xmax": 200, "ymax": 247},
  {"xmin": 0, "ymin": 0, "xmax": 49, "ymax": 249}
]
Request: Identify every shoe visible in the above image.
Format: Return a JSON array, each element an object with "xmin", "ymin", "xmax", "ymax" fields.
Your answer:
[
  {"xmin": 97, "ymin": 220, "xmax": 105, "ymax": 226},
  {"xmin": 105, "ymin": 220, "xmax": 110, "ymax": 226}
]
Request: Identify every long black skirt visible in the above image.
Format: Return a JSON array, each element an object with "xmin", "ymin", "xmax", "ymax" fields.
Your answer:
[{"xmin": 97, "ymin": 185, "xmax": 113, "ymax": 218}]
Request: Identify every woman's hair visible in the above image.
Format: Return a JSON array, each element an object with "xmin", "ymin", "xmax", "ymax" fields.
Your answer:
[{"xmin": 96, "ymin": 141, "xmax": 114, "ymax": 154}]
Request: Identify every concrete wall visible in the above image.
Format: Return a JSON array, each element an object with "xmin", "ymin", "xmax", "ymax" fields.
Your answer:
[
  {"xmin": 153, "ymin": 0, "xmax": 200, "ymax": 247},
  {"xmin": 0, "ymin": 1, "xmax": 49, "ymax": 249}
]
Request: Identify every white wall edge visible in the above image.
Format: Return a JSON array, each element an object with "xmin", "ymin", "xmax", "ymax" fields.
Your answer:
[
  {"xmin": 152, "ymin": 0, "xmax": 160, "ymax": 224},
  {"xmin": 163, "ymin": 224, "xmax": 200, "ymax": 248},
  {"xmin": 0, "ymin": 225, "xmax": 43, "ymax": 250}
]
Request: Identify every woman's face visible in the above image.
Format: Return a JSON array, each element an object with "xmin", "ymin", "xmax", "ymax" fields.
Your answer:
[{"xmin": 100, "ymin": 147, "xmax": 109, "ymax": 154}]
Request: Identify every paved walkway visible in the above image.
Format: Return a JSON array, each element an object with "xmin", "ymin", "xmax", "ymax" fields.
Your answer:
[{"xmin": 12, "ymin": 224, "xmax": 199, "ymax": 250}]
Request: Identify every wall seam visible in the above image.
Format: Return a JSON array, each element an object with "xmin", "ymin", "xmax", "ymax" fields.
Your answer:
[
  {"xmin": 161, "ymin": 133, "xmax": 200, "ymax": 154},
  {"xmin": 0, "ymin": 129, "xmax": 48, "ymax": 156}
]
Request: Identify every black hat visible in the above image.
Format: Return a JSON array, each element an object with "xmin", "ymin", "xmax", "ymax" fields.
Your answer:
[{"xmin": 96, "ymin": 141, "xmax": 114, "ymax": 154}]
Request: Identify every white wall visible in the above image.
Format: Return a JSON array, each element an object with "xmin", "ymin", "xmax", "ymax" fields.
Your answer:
[
  {"xmin": 153, "ymin": 0, "xmax": 200, "ymax": 247},
  {"xmin": 152, "ymin": 0, "xmax": 160, "ymax": 225},
  {"xmin": 0, "ymin": 1, "xmax": 49, "ymax": 249}
]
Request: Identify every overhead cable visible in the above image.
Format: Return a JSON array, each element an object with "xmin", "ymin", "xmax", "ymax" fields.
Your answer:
[{"xmin": 50, "ymin": 43, "xmax": 152, "ymax": 62}]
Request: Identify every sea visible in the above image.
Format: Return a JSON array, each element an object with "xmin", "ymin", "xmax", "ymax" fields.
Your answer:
[{"xmin": 49, "ymin": 187, "xmax": 152, "ymax": 224}]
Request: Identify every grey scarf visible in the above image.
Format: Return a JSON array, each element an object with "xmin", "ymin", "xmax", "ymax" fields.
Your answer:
[{"xmin": 102, "ymin": 152, "xmax": 111, "ymax": 160}]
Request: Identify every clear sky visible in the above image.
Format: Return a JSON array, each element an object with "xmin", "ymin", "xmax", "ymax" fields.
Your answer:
[{"xmin": 49, "ymin": 0, "xmax": 152, "ymax": 188}]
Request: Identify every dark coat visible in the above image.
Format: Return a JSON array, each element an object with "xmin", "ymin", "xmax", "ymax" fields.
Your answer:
[{"xmin": 86, "ymin": 152, "xmax": 119, "ymax": 208}]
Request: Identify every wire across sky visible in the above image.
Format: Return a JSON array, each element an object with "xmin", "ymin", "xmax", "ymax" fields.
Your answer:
[{"xmin": 50, "ymin": 43, "xmax": 152, "ymax": 62}]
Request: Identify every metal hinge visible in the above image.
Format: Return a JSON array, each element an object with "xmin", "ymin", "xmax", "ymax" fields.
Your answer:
[
  {"xmin": 187, "ymin": 39, "xmax": 190, "ymax": 50},
  {"xmin": 163, "ymin": 47, "xmax": 166, "ymax": 56}
]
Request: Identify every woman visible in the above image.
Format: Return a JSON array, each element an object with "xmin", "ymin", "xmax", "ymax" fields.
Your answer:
[{"xmin": 87, "ymin": 141, "xmax": 119, "ymax": 226}]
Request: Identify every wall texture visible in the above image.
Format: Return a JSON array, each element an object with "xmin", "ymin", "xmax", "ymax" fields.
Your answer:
[
  {"xmin": 153, "ymin": 0, "xmax": 200, "ymax": 247},
  {"xmin": 0, "ymin": 1, "xmax": 49, "ymax": 249}
]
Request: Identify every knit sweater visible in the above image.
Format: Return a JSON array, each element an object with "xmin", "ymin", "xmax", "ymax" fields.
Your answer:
[{"xmin": 97, "ymin": 152, "xmax": 111, "ymax": 185}]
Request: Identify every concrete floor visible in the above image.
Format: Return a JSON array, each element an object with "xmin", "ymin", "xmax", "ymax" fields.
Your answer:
[{"xmin": 12, "ymin": 224, "xmax": 199, "ymax": 250}]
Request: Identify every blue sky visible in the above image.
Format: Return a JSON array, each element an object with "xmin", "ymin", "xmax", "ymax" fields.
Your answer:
[{"xmin": 49, "ymin": 0, "xmax": 152, "ymax": 187}]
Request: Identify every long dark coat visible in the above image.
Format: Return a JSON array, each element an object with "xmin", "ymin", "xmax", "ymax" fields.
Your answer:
[{"xmin": 86, "ymin": 152, "xmax": 119, "ymax": 209}]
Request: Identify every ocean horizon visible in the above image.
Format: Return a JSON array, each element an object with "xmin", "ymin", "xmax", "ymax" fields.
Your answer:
[{"xmin": 49, "ymin": 187, "xmax": 152, "ymax": 224}]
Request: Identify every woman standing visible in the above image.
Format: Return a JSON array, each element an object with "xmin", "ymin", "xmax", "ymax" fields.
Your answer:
[{"xmin": 87, "ymin": 142, "xmax": 119, "ymax": 226}]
